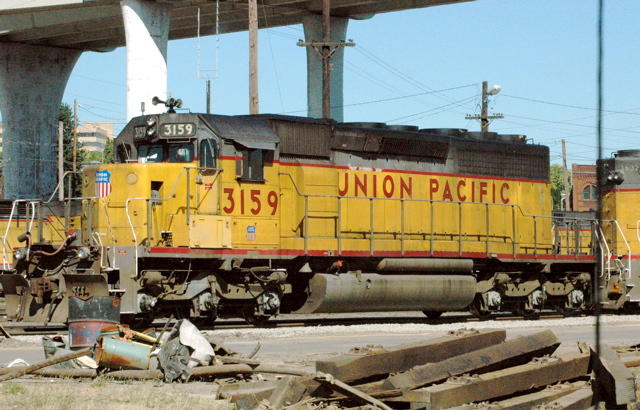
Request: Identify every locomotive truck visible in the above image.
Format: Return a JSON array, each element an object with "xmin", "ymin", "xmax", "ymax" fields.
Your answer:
[{"xmin": 0, "ymin": 99, "xmax": 636, "ymax": 325}]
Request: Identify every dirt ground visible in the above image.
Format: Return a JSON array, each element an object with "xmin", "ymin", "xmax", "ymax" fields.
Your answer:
[{"xmin": 0, "ymin": 333, "xmax": 332, "ymax": 409}]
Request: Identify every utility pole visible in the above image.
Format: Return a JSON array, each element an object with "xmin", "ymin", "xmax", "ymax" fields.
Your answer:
[
  {"xmin": 73, "ymin": 99, "xmax": 78, "ymax": 174},
  {"xmin": 206, "ymin": 79, "xmax": 211, "ymax": 114},
  {"xmin": 58, "ymin": 121, "xmax": 64, "ymax": 201},
  {"xmin": 562, "ymin": 139, "xmax": 571, "ymax": 211},
  {"xmin": 297, "ymin": 0, "xmax": 354, "ymax": 119},
  {"xmin": 466, "ymin": 81, "xmax": 504, "ymax": 132},
  {"xmin": 321, "ymin": 0, "xmax": 331, "ymax": 119},
  {"xmin": 248, "ymin": 0, "xmax": 259, "ymax": 114}
]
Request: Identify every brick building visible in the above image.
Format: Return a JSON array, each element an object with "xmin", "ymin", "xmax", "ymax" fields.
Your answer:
[{"xmin": 571, "ymin": 164, "xmax": 597, "ymax": 212}]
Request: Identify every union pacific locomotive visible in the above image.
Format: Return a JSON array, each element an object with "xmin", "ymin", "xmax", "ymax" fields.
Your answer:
[{"xmin": 0, "ymin": 99, "xmax": 638, "ymax": 325}]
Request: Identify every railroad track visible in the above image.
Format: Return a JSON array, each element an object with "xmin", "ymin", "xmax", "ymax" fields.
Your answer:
[{"xmin": 1, "ymin": 312, "xmax": 572, "ymax": 337}]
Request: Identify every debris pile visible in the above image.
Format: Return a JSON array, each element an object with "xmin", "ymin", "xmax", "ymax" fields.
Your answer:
[
  {"xmin": 216, "ymin": 328, "xmax": 638, "ymax": 409},
  {"xmin": 0, "ymin": 325, "xmax": 639, "ymax": 409},
  {"xmin": 0, "ymin": 319, "xmax": 309, "ymax": 385}
]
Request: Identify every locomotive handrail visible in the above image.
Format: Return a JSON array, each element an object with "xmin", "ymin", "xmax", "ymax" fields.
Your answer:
[
  {"xmin": 590, "ymin": 220, "xmax": 631, "ymax": 281},
  {"xmin": 593, "ymin": 224, "xmax": 612, "ymax": 279},
  {"xmin": 612, "ymin": 219, "xmax": 632, "ymax": 280},
  {"xmin": 0, "ymin": 199, "xmax": 40, "ymax": 270},
  {"xmin": 279, "ymin": 171, "xmax": 572, "ymax": 259},
  {"xmin": 183, "ymin": 166, "xmax": 223, "ymax": 224},
  {"xmin": 44, "ymin": 170, "xmax": 77, "ymax": 204},
  {"xmin": 98, "ymin": 197, "xmax": 118, "ymax": 270},
  {"xmin": 125, "ymin": 165, "xmax": 201, "ymax": 278}
]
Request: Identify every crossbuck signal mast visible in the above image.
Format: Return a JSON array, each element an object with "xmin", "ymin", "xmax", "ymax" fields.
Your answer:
[
  {"xmin": 197, "ymin": 5, "xmax": 220, "ymax": 114},
  {"xmin": 466, "ymin": 81, "xmax": 504, "ymax": 132}
]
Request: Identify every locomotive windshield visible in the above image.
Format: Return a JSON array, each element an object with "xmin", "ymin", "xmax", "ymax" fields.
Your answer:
[
  {"xmin": 168, "ymin": 142, "xmax": 194, "ymax": 163},
  {"xmin": 136, "ymin": 141, "xmax": 195, "ymax": 164},
  {"xmin": 137, "ymin": 144, "xmax": 163, "ymax": 163}
]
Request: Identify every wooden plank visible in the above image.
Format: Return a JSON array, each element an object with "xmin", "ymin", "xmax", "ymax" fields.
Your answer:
[
  {"xmin": 541, "ymin": 386, "xmax": 594, "ymax": 409},
  {"xmin": 217, "ymin": 380, "xmax": 280, "ymax": 399},
  {"xmin": 590, "ymin": 344, "xmax": 636, "ymax": 406},
  {"xmin": 314, "ymin": 372, "xmax": 393, "ymax": 410},
  {"xmin": 266, "ymin": 376, "xmax": 307, "ymax": 408},
  {"xmin": 315, "ymin": 328, "xmax": 506, "ymax": 383},
  {"xmin": 383, "ymin": 329, "xmax": 561, "ymax": 390},
  {"xmin": 447, "ymin": 381, "xmax": 589, "ymax": 410},
  {"xmin": 384, "ymin": 352, "xmax": 590, "ymax": 409}
]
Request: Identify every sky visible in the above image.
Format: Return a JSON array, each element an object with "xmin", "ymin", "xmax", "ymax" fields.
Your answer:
[{"xmin": 57, "ymin": 0, "xmax": 639, "ymax": 167}]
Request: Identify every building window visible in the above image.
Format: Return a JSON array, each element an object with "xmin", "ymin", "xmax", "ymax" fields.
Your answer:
[{"xmin": 582, "ymin": 185, "xmax": 597, "ymax": 201}]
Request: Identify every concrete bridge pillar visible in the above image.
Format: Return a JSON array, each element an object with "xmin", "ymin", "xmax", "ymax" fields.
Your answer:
[
  {"xmin": 120, "ymin": 0, "xmax": 171, "ymax": 121},
  {"xmin": 0, "ymin": 43, "xmax": 81, "ymax": 199},
  {"xmin": 302, "ymin": 15, "xmax": 349, "ymax": 122}
]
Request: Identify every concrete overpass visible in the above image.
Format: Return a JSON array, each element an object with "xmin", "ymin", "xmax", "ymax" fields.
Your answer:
[{"xmin": 0, "ymin": 0, "xmax": 473, "ymax": 199}]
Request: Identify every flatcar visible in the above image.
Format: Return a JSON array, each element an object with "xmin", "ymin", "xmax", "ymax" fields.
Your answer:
[{"xmin": 0, "ymin": 99, "xmax": 637, "ymax": 325}]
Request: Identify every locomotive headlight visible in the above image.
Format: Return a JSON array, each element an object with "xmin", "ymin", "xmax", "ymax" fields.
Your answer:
[
  {"xmin": 13, "ymin": 248, "xmax": 26, "ymax": 261},
  {"xmin": 145, "ymin": 116, "xmax": 158, "ymax": 138},
  {"xmin": 77, "ymin": 247, "xmax": 91, "ymax": 260},
  {"xmin": 607, "ymin": 170, "xmax": 624, "ymax": 185}
]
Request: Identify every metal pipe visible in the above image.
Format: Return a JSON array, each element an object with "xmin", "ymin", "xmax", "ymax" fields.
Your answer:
[{"xmin": 376, "ymin": 258, "xmax": 473, "ymax": 272}]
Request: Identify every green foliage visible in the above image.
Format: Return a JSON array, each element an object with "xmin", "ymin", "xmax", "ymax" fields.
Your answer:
[
  {"xmin": 550, "ymin": 164, "xmax": 571, "ymax": 211},
  {"xmin": 103, "ymin": 137, "xmax": 114, "ymax": 164},
  {"xmin": 83, "ymin": 137, "xmax": 113, "ymax": 164},
  {"xmin": 90, "ymin": 379, "xmax": 106, "ymax": 388},
  {"xmin": 3, "ymin": 382, "xmax": 27, "ymax": 395}
]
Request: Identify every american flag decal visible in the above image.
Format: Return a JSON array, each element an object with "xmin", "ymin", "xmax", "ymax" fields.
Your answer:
[
  {"xmin": 95, "ymin": 170, "xmax": 112, "ymax": 198},
  {"xmin": 246, "ymin": 225, "xmax": 256, "ymax": 242}
]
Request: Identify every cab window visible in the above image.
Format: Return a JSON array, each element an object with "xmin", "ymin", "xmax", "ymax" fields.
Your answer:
[
  {"xmin": 116, "ymin": 143, "xmax": 133, "ymax": 163},
  {"xmin": 237, "ymin": 149, "xmax": 264, "ymax": 182},
  {"xmin": 199, "ymin": 139, "xmax": 217, "ymax": 168},
  {"xmin": 168, "ymin": 142, "xmax": 194, "ymax": 163},
  {"xmin": 137, "ymin": 144, "xmax": 163, "ymax": 163}
]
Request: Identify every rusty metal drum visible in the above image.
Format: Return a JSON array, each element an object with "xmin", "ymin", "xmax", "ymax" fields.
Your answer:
[
  {"xmin": 95, "ymin": 337, "xmax": 152, "ymax": 370},
  {"xmin": 68, "ymin": 296, "xmax": 120, "ymax": 350}
]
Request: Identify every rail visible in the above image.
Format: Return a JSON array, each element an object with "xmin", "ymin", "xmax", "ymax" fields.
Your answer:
[{"xmin": 279, "ymin": 172, "xmax": 587, "ymax": 259}]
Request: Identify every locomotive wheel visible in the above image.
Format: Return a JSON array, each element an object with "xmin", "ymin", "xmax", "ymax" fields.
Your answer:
[
  {"xmin": 512, "ymin": 305, "xmax": 539, "ymax": 319},
  {"xmin": 468, "ymin": 295, "xmax": 491, "ymax": 320},
  {"xmin": 423, "ymin": 311, "xmax": 443, "ymax": 319},
  {"xmin": 242, "ymin": 309, "xmax": 271, "ymax": 326}
]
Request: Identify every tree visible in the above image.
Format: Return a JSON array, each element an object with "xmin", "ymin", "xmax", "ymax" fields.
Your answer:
[
  {"xmin": 102, "ymin": 137, "xmax": 114, "ymax": 163},
  {"xmin": 550, "ymin": 164, "xmax": 571, "ymax": 211},
  {"xmin": 59, "ymin": 103, "xmax": 87, "ymax": 197}
]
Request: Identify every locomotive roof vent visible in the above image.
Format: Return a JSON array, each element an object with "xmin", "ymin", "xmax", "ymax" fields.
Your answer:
[
  {"xmin": 420, "ymin": 128, "xmax": 468, "ymax": 138},
  {"xmin": 387, "ymin": 125, "xmax": 419, "ymax": 132},
  {"xmin": 615, "ymin": 150, "xmax": 640, "ymax": 158},
  {"xmin": 468, "ymin": 132, "xmax": 499, "ymax": 141},
  {"xmin": 497, "ymin": 134, "xmax": 527, "ymax": 143},
  {"xmin": 342, "ymin": 122, "xmax": 388, "ymax": 129}
]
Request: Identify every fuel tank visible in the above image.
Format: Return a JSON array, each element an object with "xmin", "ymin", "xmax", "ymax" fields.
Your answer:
[{"xmin": 295, "ymin": 273, "xmax": 476, "ymax": 314}]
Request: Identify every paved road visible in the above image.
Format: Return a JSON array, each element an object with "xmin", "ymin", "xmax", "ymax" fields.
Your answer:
[{"xmin": 1, "ymin": 315, "xmax": 638, "ymax": 368}]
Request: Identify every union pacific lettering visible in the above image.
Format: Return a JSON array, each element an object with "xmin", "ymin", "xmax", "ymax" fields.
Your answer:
[
  {"xmin": 338, "ymin": 172, "xmax": 412, "ymax": 198},
  {"xmin": 338, "ymin": 171, "xmax": 510, "ymax": 204}
]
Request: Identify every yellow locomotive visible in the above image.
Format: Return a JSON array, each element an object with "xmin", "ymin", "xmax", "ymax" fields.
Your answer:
[{"xmin": 0, "ymin": 100, "xmax": 636, "ymax": 324}]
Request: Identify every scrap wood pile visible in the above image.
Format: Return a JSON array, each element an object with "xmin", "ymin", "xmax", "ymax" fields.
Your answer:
[
  {"xmin": 1, "ymin": 326, "xmax": 640, "ymax": 410},
  {"xmin": 219, "ymin": 328, "xmax": 639, "ymax": 410}
]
